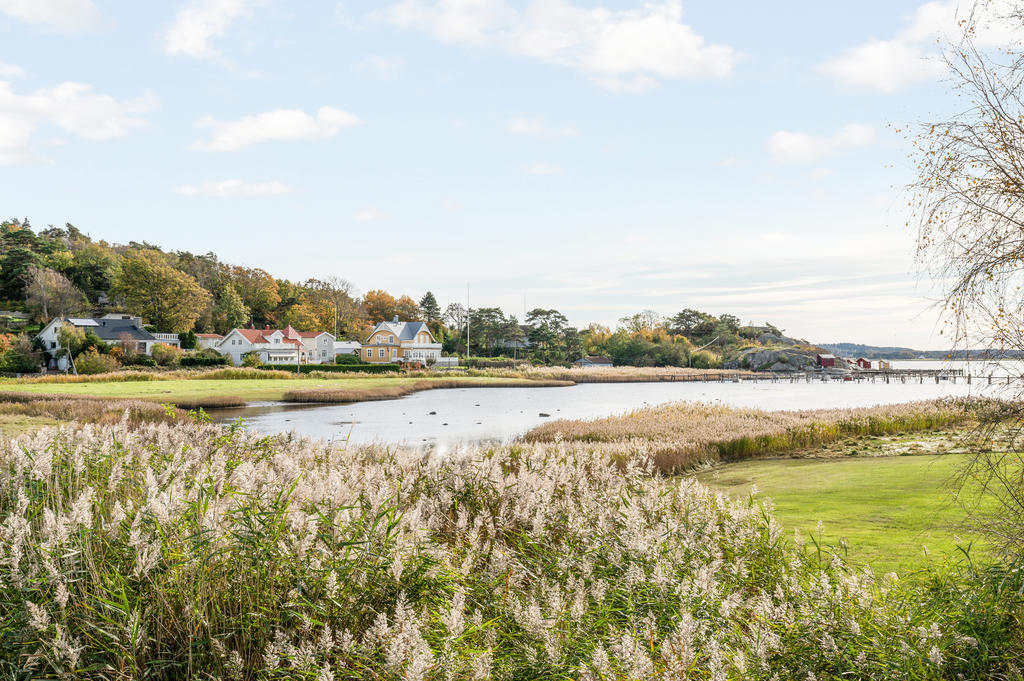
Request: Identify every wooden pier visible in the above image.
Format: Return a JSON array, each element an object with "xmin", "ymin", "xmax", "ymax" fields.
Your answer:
[{"xmin": 656, "ymin": 368, "xmax": 1019, "ymax": 385}]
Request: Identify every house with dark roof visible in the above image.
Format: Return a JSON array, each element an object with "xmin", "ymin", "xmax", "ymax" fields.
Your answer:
[
  {"xmin": 216, "ymin": 325, "xmax": 335, "ymax": 365},
  {"xmin": 363, "ymin": 317, "xmax": 442, "ymax": 364},
  {"xmin": 36, "ymin": 315, "xmax": 159, "ymax": 370}
]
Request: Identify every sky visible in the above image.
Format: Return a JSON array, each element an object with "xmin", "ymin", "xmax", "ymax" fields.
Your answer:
[{"xmin": 0, "ymin": 0, "xmax": 998, "ymax": 348}]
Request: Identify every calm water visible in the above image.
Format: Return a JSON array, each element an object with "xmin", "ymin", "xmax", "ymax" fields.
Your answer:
[{"xmin": 215, "ymin": 374, "xmax": 1017, "ymax": 452}]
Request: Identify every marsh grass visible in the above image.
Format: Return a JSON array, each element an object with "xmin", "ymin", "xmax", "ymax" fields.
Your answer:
[
  {"xmin": 526, "ymin": 400, "xmax": 973, "ymax": 472},
  {"xmin": 0, "ymin": 421, "xmax": 1019, "ymax": 678},
  {"xmin": 284, "ymin": 378, "xmax": 574, "ymax": 403},
  {"xmin": 0, "ymin": 391, "xmax": 185, "ymax": 425},
  {"xmin": 462, "ymin": 365, "xmax": 751, "ymax": 383}
]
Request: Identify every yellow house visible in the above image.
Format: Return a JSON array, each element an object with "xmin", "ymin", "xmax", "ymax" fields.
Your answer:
[{"xmin": 363, "ymin": 318, "xmax": 442, "ymax": 364}]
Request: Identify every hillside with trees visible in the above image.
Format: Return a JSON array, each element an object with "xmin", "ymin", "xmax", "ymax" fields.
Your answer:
[{"xmin": 0, "ymin": 217, "xmax": 825, "ymax": 370}]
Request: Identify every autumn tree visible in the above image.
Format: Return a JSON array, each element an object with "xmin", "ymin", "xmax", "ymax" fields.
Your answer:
[
  {"xmin": 228, "ymin": 267, "xmax": 281, "ymax": 323},
  {"xmin": 306, "ymin": 276, "xmax": 359, "ymax": 336},
  {"xmin": 909, "ymin": 2, "xmax": 1024, "ymax": 557},
  {"xmin": 394, "ymin": 295, "xmax": 423, "ymax": 321},
  {"xmin": 23, "ymin": 266, "xmax": 88, "ymax": 321},
  {"xmin": 363, "ymin": 289, "xmax": 398, "ymax": 322},
  {"xmin": 111, "ymin": 250, "xmax": 212, "ymax": 332}
]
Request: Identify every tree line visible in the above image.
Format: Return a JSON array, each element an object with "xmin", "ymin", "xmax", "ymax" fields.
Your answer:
[{"xmin": 0, "ymin": 218, "xmax": 790, "ymax": 368}]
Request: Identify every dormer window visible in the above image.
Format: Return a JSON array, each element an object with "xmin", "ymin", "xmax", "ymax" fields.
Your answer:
[{"xmin": 389, "ymin": 335, "xmax": 394, "ymax": 343}]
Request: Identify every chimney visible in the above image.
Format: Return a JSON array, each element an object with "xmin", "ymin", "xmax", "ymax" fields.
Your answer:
[
  {"xmin": 392, "ymin": 315, "xmax": 399, "ymax": 323},
  {"xmin": 265, "ymin": 325, "xmax": 270, "ymax": 332}
]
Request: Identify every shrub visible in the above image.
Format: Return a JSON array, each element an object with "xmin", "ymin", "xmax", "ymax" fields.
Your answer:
[
  {"xmin": 75, "ymin": 349, "xmax": 121, "ymax": 375},
  {"xmin": 688, "ymin": 349, "xmax": 719, "ymax": 369},
  {"xmin": 178, "ymin": 330, "xmax": 197, "ymax": 350},
  {"xmin": 241, "ymin": 351, "xmax": 262, "ymax": 368},
  {"xmin": 150, "ymin": 342, "xmax": 183, "ymax": 366},
  {"xmin": 0, "ymin": 335, "xmax": 40, "ymax": 374},
  {"xmin": 334, "ymin": 353, "xmax": 363, "ymax": 365},
  {"xmin": 179, "ymin": 353, "xmax": 229, "ymax": 367},
  {"xmin": 125, "ymin": 355, "xmax": 157, "ymax": 367},
  {"xmin": 261, "ymin": 363, "xmax": 401, "ymax": 374}
]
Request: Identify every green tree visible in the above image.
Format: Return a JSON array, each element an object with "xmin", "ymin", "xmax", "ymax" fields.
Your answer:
[
  {"xmin": 111, "ymin": 250, "xmax": 212, "ymax": 332},
  {"xmin": 212, "ymin": 284, "xmax": 250, "ymax": 334},
  {"xmin": 419, "ymin": 291, "xmax": 441, "ymax": 324}
]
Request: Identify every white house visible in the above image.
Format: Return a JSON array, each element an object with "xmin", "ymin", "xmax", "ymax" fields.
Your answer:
[
  {"xmin": 36, "ymin": 315, "xmax": 159, "ymax": 370},
  {"xmin": 217, "ymin": 325, "xmax": 335, "ymax": 366},
  {"xmin": 195, "ymin": 333, "xmax": 224, "ymax": 350},
  {"xmin": 334, "ymin": 340, "xmax": 362, "ymax": 356},
  {"xmin": 362, "ymin": 318, "xmax": 442, "ymax": 364}
]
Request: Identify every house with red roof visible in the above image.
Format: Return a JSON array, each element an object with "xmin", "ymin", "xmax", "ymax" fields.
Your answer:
[{"xmin": 217, "ymin": 325, "xmax": 335, "ymax": 366}]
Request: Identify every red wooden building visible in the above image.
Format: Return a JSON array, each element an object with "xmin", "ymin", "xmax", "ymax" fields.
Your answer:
[
  {"xmin": 856, "ymin": 357, "xmax": 872, "ymax": 369},
  {"xmin": 816, "ymin": 353, "xmax": 837, "ymax": 368}
]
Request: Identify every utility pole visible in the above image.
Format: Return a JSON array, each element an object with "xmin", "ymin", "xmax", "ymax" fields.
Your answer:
[{"xmin": 465, "ymin": 283, "xmax": 470, "ymax": 362}]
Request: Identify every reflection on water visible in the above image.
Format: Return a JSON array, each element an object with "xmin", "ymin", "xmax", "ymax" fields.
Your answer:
[{"xmin": 214, "ymin": 374, "xmax": 1015, "ymax": 453}]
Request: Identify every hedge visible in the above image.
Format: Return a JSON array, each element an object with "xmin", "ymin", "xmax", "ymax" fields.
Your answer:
[
  {"xmin": 257, "ymin": 363, "xmax": 401, "ymax": 374},
  {"xmin": 180, "ymin": 355, "xmax": 230, "ymax": 367}
]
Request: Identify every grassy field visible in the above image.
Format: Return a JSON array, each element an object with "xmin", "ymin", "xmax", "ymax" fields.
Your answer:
[
  {"xmin": 696, "ymin": 436, "xmax": 996, "ymax": 573},
  {"xmin": 0, "ymin": 375, "xmax": 544, "ymax": 404}
]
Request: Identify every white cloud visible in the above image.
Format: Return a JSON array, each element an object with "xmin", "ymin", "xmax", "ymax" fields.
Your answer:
[
  {"xmin": 0, "ymin": 62, "xmax": 24, "ymax": 78},
  {"xmin": 0, "ymin": 80, "xmax": 157, "ymax": 164},
  {"xmin": 768, "ymin": 124, "xmax": 875, "ymax": 164},
  {"xmin": 820, "ymin": 0, "xmax": 1018, "ymax": 92},
  {"xmin": 356, "ymin": 54, "xmax": 406, "ymax": 78},
  {"xmin": 354, "ymin": 206, "xmax": 383, "ymax": 222},
  {"xmin": 382, "ymin": 0, "xmax": 739, "ymax": 91},
  {"xmin": 819, "ymin": 39, "xmax": 944, "ymax": 93},
  {"xmin": 526, "ymin": 162, "xmax": 562, "ymax": 175},
  {"xmin": 0, "ymin": 0, "xmax": 100, "ymax": 33},
  {"xmin": 192, "ymin": 106, "xmax": 360, "ymax": 151},
  {"xmin": 176, "ymin": 179, "xmax": 289, "ymax": 197},
  {"xmin": 508, "ymin": 117, "xmax": 577, "ymax": 138},
  {"xmin": 164, "ymin": 0, "xmax": 259, "ymax": 59}
]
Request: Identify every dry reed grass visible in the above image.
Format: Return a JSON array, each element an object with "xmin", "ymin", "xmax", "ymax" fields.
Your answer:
[
  {"xmin": 0, "ymin": 420, "xmax": 1016, "ymax": 677},
  {"xmin": 0, "ymin": 391, "xmax": 185, "ymax": 425},
  {"xmin": 460, "ymin": 365, "xmax": 752, "ymax": 383},
  {"xmin": 284, "ymin": 378, "xmax": 574, "ymax": 403},
  {"xmin": 525, "ymin": 400, "xmax": 973, "ymax": 472}
]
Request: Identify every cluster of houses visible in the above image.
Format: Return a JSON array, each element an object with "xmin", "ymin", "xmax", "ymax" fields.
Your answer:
[
  {"xmin": 36, "ymin": 315, "xmax": 445, "ymax": 369},
  {"xmin": 815, "ymin": 354, "xmax": 891, "ymax": 371}
]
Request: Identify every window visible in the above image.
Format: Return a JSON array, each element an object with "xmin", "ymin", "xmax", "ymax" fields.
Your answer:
[
  {"xmin": 366, "ymin": 349, "xmax": 371, "ymax": 358},
  {"xmin": 50, "ymin": 341, "xmax": 56, "ymax": 349},
  {"xmin": 389, "ymin": 335, "xmax": 394, "ymax": 344},
  {"xmin": 379, "ymin": 348, "xmax": 385, "ymax": 357}
]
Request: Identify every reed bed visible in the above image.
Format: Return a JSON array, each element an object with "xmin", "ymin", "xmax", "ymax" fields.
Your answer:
[
  {"xmin": 525, "ymin": 400, "xmax": 974, "ymax": 472},
  {"xmin": 284, "ymin": 378, "xmax": 575, "ymax": 404},
  {"xmin": 0, "ymin": 391, "xmax": 185, "ymax": 425},
  {"xmin": 464, "ymin": 365, "xmax": 751, "ymax": 383},
  {"xmin": 0, "ymin": 420, "xmax": 1017, "ymax": 678}
]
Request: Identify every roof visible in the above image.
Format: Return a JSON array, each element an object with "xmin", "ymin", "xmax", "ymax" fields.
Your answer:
[
  {"xmin": 230, "ymin": 327, "xmax": 305, "ymax": 346},
  {"xmin": 577, "ymin": 355, "xmax": 613, "ymax": 365},
  {"xmin": 196, "ymin": 333, "xmax": 223, "ymax": 339},
  {"xmin": 67, "ymin": 318, "xmax": 99, "ymax": 327},
  {"xmin": 89, "ymin": 319, "xmax": 156, "ymax": 343},
  {"xmin": 817, "ymin": 353, "xmax": 836, "ymax": 359},
  {"xmin": 367, "ymin": 320, "xmax": 435, "ymax": 343}
]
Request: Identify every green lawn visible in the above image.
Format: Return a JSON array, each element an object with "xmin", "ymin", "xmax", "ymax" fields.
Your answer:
[
  {"xmin": 0, "ymin": 375, "xmax": 524, "ymax": 403},
  {"xmin": 696, "ymin": 450, "xmax": 995, "ymax": 574}
]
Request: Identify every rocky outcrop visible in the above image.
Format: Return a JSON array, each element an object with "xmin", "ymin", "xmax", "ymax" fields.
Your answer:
[{"xmin": 724, "ymin": 347, "xmax": 818, "ymax": 372}]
